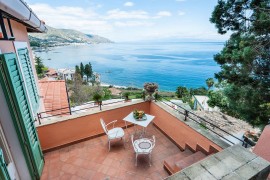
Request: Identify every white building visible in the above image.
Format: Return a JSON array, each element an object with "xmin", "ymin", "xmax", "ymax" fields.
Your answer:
[
  {"xmin": 57, "ymin": 68, "xmax": 75, "ymax": 80},
  {"xmin": 93, "ymin": 72, "xmax": 100, "ymax": 84},
  {"xmin": 193, "ymin": 95, "xmax": 219, "ymax": 111}
]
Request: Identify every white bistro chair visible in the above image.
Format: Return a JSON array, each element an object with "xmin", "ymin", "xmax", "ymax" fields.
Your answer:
[
  {"xmin": 131, "ymin": 135, "xmax": 155, "ymax": 166},
  {"xmin": 100, "ymin": 118, "xmax": 125, "ymax": 151}
]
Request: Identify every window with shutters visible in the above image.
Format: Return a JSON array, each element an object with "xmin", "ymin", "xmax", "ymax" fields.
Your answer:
[
  {"xmin": 17, "ymin": 48, "xmax": 40, "ymax": 115},
  {"xmin": 0, "ymin": 149, "xmax": 10, "ymax": 180},
  {"xmin": 0, "ymin": 53, "xmax": 44, "ymax": 179}
]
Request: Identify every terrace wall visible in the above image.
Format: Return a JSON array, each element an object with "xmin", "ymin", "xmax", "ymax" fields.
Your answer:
[
  {"xmin": 37, "ymin": 101, "xmax": 224, "ymax": 152},
  {"xmin": 37, "ymin": 101, "xmax": 150, "ymax": 151},
  {"xmin": 150, "ymin": 102, "xmax": 222, "ymax": 151}
]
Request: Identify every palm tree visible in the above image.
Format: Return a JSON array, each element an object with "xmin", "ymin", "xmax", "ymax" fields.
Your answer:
[{"xmin": 206, "ymin": 78, "xmax": 214, "ymax": 90}]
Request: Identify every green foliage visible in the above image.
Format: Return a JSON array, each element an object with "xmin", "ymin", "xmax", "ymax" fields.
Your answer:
[
  {"xmin": 80, "ymin": 62, "xmax": 84, "ymax": 78},
  {"xmin": 189, "ymin": 86, "xmax": 208, "ymax": 96},
  {"xmin": 84, "ymin": 62, "xmax": 93, "ymax": 81},
  {"xmin": 70, "ymin": 73, "xmax": 91, "ymax": 105},
  {"xmin": 176, "ymin": 86, "xmax": 189, "ymax": 98},
  {"xmin": 175, "ymin": 86, "xmax": 208, "ymax": 105},
  {"xmin": 75, "ymin": 65, "xmax": 80, "ymax": 75},
  {"xmin": 30, "ymin": 41, "xmax": 41, "ymax": 47},
  {"xmin": 206, "ymin": 78, "xmax": 214, "ymax": 90},
  {"xmin": 35, "ymin": 56, "xmax": 47, "ymax": 78},
  {"xmin": 93, "ymin": 93, "xmax": 102, "ymax": 102},
  {"xmin": 103, "ymin": 88, "xmax": 112, "ymax": 100},
  {"xmin": 66, "ymin": 79, "xmax": 73, "ymax": 84},
  {"xmin": 199, "ymin": 122, "xmax": 207, "ymax": 130},
  {"xmin": 207, "ymin": 90, "xmax": 227, "ymax": 109},
  {"xmin": 123, "ymin": 92, "xmax": 130, "ymax": 100},
  {"xmin": 210, "ymin": 0, "xmax": 270, "ymax": 125}
]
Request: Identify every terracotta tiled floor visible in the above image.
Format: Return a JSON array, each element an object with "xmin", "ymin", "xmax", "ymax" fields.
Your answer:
[{"xmin": 41, "ymin": 124, "xmax": 181, "ymax": 180}]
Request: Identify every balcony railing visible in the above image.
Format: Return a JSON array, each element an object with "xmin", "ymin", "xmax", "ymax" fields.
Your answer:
[
  {"xmin": 159, "ymin": 96, "xmax": 254, "ymax": 148},
  {"xmin": 36, "ymin": 99, "xmax": 126, "ymax": 125}
]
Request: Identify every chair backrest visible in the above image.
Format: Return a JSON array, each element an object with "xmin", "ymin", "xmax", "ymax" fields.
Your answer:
[
  {"xmin": 151, "ymin": 135, "xmax": 156, "ymax": 150},
  {"xmin": 100, "ymin": 118, "xmax": 108, "ymax": 134},
  {"xmin": 131, "ymin": 135, "xmax": 137, "ymax": 151}
]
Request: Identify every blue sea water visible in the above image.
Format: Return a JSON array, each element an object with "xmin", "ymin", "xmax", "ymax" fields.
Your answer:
[{"xmin": 35, "ymin": 41, "xmax": 224, "ymax": 91}]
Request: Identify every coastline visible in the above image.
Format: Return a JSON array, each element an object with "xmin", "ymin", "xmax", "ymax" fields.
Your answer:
[{"xmin": 100, "ymin": 82, "xmax": 128, "ymax": 89}]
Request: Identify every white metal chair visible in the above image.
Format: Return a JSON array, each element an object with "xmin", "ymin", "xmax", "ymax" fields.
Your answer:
[
  {"xmin": 100, "ymin": 118, "xmax": 125, "ymax": 151},
  {"xmin": 131, "ymin": 135, "xmax": 155, "ymax": 166}
]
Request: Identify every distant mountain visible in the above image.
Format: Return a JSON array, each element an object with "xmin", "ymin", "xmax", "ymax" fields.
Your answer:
[{"xmin": 29, "ymin": 26, "xmax": 113, "ymax": 47}]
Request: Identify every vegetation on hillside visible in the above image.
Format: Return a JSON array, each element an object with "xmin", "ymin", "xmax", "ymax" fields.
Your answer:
[
  {"xmin": 175, "ymin": 83, "xmax": 209, "ymax": 108},
  {"xmin": 29, "ymin": 25, "xmax": 113, "ymax": 48},
  {"xmin": 35, "ymin": 56, "xmax": 48, "ymax": 78},
  {"xmin": 209, "ymin": 0, "xmax": 270, "ymax": 126}
]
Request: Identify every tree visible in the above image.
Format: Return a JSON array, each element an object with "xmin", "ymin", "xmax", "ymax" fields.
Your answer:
[
  {"xmin": 176, "ymin": 86, "xmax": 189, "ymax": 98},
  {"xmin": 84, "ymin": 62, "xmax": 93, "ymax": 82},
  {"xmin": 35, "ymin": 57, "xmax": 44, "ymax": 75},
  {"xmin": 103, "ymin": 88, "xmax": 112, "ymax": 100},
  {"xmin": 75, "ymin": 65, "xmax": 80, "ymax": 75},
  {"xmin": 35, "ymin": 56, "xmax": 47, "ymax": 78},
  {"xmin": 80, "ymin": 62, "xmax": 84, "ymax": 79},
  {"xmin": 206, "ymin": 78, "xmax": 214, "ymax": 90},
  {"xmin": 210, "ymin": 0, "xmax": 270, "ymax": 125},
  {"xmin": 190, "ymin": 87, "xmax": 208, "ymax": 96}
]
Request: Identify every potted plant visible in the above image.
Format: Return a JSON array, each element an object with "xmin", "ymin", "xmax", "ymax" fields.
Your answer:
[
  {"xmin": 154, "ymin": 91, "xmax": 160, "ymax": 102},
  {"xmin": 142, "ymin": 90, "xmax": 146, "ymax": 101},
  {"xmin": 143, "ymin": 82, "xmax": 158, "ymax": 101},
  {"xmin": 123, "ymin": 92, "xmax": 130, "ymax": 101},
  {"xmin": 93, "ymin": 93, "xmax": 102, "ymax": 105}
]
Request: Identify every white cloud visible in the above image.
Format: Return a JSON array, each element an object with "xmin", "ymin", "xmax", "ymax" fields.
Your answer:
[
  {"xmin": 176, "ymin": 0, "xmax": 186, "ymax": 2},
  {"xmin": 178, "ymin": 11, "xmax": 185, "ymax": 16},
  {"xmin": 106, "ymin": 9, "xmax": 149, "ymax": 19},
  {"xmin": 124, "ymin": 2, "xmax": 134, "ymax": 7},
  {"xmin": 29, "ymin": 3, "xmax": 112, "ymax": 34},
  {"xmin": 114, "ymin": 21, "xmax": 153, "ymax": 27},
  {"xmin": 156, "ymin": 11, "xmax": 172, "ymax": 17}
]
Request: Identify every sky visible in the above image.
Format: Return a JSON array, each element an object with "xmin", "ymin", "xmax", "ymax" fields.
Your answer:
[{"xmin": 26, "ymin": 0, "xmax": 230, "ymax": 42}]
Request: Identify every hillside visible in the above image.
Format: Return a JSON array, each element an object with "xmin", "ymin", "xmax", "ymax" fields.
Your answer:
[{"xmin": 29, "ymin": 26, "xmax": 112, "ymax": 47}]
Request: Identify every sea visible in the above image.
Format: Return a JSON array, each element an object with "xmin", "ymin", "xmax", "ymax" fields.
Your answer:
[{"xmin": 34, "ymin": 41, "xmax": 224, "ymax": 91}]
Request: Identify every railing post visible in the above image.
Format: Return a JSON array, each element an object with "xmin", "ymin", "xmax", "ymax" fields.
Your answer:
[
  {"xmin": 64, "ymin": 77, "xmax": 72, "ymax": 115},
  {"xmin": 184, "ymin": 110, "xmax": 189, "ymax": 121},
  {"xmin": 99, "ymin": 101, "xmax": 102, "ymax": 111},
  {"xmin": 37, "ymin": 113, "xmax": 41, "ymax": 125}
]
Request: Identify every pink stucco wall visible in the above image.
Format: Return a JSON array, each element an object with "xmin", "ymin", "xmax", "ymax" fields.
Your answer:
[{"xmin": 0, "ymin": 19, "xmax": 34, "ymax": 62}]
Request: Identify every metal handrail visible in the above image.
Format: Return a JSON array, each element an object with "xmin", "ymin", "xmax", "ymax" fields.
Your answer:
[
  {"xmin": 37, "ymin": 99, "xmax": 126, "ymax": 124},
  {"xmin": 159, "ymin": 96, "xmax": 251, "ymax": 147}
]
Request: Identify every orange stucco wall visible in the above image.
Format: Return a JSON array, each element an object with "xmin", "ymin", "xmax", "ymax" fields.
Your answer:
[
  {"xmin": 37, "ymin": 101, "xmax": 224, "ymax": 152},
  {"xmin": 150, "ymin": 103, "xmax": 222, "ymax": 151},
  {"xmin": 37, "ymin": 102, "xmax": 150, "ymax": 151}
]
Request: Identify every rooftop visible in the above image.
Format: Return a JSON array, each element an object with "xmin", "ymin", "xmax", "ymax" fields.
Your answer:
[{"xmin": 39, "ymin": 80, "xmax": 69, "ymax": 116}]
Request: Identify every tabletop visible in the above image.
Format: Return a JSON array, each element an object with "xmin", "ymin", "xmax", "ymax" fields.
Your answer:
[{"xmin": 123, "ymin": 112, "xmax": 155, "ymax": 128}]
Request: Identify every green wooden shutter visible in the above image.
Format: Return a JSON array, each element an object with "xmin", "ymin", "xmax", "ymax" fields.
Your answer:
[
  {"xmin": 0, "ymin": 53, "xmax": 44, "ymax": 179},
  {"xmin": 17, "ymin": 48, "xmax": 39, "ymax": 114},
  {"xmin": 0, "ymin": 149, "xmax": 10, "ymax": 180}
]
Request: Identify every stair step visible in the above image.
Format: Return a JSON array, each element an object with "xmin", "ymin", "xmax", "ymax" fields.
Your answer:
[
  {"xmin": 163, "ymin": 149, "xmax": 193, "ymax": 175},
  {"xmin": 174, "ymin": 151, "xmax": 207, "ymax": 172}
]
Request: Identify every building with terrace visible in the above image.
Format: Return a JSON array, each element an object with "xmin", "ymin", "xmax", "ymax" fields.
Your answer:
[{"xmin": 0, "ymin": 1, "xmax": 269, "ymax": 180}]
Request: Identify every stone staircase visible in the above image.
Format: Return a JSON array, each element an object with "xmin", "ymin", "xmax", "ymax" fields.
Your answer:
[{"xmin": 163, "ymin": 143, "xmax": 219, "ymax": 175}]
